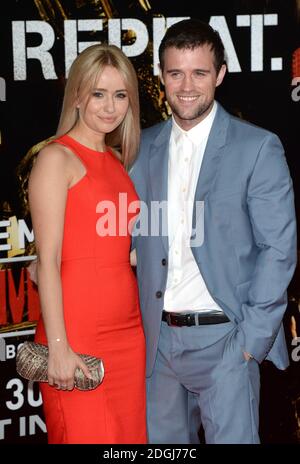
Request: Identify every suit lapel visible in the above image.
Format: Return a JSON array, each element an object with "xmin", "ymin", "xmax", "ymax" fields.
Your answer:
[
  {"xmin": 194, "ymin": 104, "xmax": 229, "ymax": 200},
  {"xmin": 149, "ymin": 120, "xmax": 172, "ymax": 254},
  {"xmin": 192, "ymin": 105, "xmax": 230, "ymax": 234}
]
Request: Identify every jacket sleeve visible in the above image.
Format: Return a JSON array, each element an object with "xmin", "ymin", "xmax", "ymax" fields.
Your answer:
[{"xmin": 238, "ymin": 133, "xmax": 297, "ymax": 362}]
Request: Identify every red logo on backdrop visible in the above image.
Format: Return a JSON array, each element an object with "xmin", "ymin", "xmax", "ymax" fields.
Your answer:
[{"xmin": 0, "ymin": 268, "xmax": 40, "ymax": 330}]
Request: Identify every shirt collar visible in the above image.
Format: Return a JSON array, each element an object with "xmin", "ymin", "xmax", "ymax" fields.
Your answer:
[{"xmin": 172, "ymin": 101, "xmax": 217, "ymax": 147}]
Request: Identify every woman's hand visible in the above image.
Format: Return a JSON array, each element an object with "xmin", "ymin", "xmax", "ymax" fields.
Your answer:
[
  {"xmin": 130, "ymin": 249, "xmax": 137, "ymax": 266},
  {"xmin": 48, "ymin": 343, "xmax": 93, "ymax": 391}
]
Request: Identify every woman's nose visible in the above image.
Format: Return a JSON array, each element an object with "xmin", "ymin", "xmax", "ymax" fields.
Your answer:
[{"xmin": 104, "ymin": 96, "xmax": 115, "ymax": 113}]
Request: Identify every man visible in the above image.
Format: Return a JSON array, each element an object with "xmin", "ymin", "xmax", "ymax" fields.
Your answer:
[{"xmin": 130, "ymin": 19, "xmax": 297, "ymax": 444}]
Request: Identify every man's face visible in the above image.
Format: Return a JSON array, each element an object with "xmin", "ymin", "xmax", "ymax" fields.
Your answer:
[{"xmin": 160, "ymin": 45, "xmax": 226, "ymax": 130}]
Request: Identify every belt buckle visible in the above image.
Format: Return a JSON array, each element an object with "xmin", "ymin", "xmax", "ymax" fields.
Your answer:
[
  {"xmin": 186, "ymin": 314, "xmax": 195, "ymax": 326},
  {"xmin": 165, "ymin": 312, "xmax": 173, "ymax": 326}
]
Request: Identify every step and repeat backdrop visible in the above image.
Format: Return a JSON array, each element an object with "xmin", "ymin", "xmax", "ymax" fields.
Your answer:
[{"xmin": 0, "ymin": 0, "xmax": 299, "ymax": 444}]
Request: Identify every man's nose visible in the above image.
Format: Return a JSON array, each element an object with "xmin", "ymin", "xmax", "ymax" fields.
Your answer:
[{"xmin": 181, "ymin": 75, "xmax": 194, "ymax": 91}]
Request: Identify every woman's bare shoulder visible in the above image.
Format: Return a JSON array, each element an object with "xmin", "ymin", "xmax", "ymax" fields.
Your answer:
[{"xmin": 34, "ymin": 142, "xmax": 71, "ymax": 169}]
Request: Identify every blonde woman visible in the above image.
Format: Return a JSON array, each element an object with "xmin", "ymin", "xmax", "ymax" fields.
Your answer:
[{"xmin": 28, "ymin": 44, "xmax": 146, "ymax": 444}]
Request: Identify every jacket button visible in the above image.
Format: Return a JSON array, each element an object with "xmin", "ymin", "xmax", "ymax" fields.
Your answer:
[
  {"xmin": 156, "ymin": 291, "xmax": 162, "ymax": 298},
  {"xmin": 161, "ymin": 258, "xmax": 167, "ymax": 266}
]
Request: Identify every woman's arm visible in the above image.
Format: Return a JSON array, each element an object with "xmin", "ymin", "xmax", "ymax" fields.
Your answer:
[{"xmin": 29, "ymin": 145, "xmax": 91, "ymax": 390}]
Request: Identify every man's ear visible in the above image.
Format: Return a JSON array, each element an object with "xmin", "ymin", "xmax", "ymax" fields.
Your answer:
[
  {"xmin": 216, "ymin": 64, "xmax": 227, "ymax": 87},
  {"xmin": 158, "ymin": 64, "xmax": 165, "ymax": 86}
]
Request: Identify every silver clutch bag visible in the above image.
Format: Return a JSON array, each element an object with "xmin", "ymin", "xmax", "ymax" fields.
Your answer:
[{"xmin": 16, "ymin": 341, "xmax": 104, "ymax": 391}]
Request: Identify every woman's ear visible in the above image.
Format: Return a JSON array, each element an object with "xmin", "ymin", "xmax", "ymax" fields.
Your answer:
[{"xmin": 75, "ymin": 93, "xmax": 80, "ymax": 109}]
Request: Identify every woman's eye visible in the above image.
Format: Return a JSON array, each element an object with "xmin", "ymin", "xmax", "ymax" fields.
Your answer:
[
  {"xmin": 116, "ymin": 93, "xmax": 127, "ymax": 99},
  {"xmin": 93, "ymin": 91, "xmax": 103, "ymax": 98}
]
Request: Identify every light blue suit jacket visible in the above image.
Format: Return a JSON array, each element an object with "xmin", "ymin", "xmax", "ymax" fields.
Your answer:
[{"xmin": 130, "ymin": 103, "xmax": 297, "ymax": 376}]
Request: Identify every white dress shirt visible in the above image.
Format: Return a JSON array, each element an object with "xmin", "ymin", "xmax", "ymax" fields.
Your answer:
[{"xmin": 164, "ymin": 101, "xmax": 223, "ymax": 313}]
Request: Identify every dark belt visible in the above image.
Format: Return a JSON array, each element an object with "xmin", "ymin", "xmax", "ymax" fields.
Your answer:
[{"xmin": 162, "ymin": 310, "xmax": 230, "ymax": 327}]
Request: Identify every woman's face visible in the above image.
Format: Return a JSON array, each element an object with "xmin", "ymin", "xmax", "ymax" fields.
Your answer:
[{"xmin": 77, "ymin": 65, "xmax": 129, "ymax": 135}]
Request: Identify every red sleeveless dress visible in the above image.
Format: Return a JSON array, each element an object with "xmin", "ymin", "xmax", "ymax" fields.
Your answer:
[{"xmin": 34, "ymin": 135, "xmax": 146, "ymax": 444}]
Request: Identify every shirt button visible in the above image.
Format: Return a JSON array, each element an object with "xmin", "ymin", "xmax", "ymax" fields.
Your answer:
[
  {"xmin": 161, "ymin": 258, "xmax": 167, "ymax": 266},
  {"xmin": 184, "ymin": 157, "xmax": 189, "ymax": 162},
  {"xmin": 156, "ymin": 291, "xmax": 162, "ymax": 298}
]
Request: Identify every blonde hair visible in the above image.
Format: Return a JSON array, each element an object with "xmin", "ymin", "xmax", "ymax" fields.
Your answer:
[{"xmin": 56, "ymin": 44, "xmax": 140, "ymax": 168}]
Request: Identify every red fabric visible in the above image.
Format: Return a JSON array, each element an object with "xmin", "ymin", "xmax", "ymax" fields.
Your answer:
[{"xmin": 35, "ymin": 135, "xmax": 146, "ymax": 444}]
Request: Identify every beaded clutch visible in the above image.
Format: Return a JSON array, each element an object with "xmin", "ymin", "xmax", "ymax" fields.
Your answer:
[{"xmin": 16, "ymin": 341, "xmax": 104, "ymax": 391}]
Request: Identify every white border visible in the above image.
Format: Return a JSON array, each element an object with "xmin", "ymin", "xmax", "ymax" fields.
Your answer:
[
  {"xmin": 0, "ymin": 255, "xmax": 37, "ymax": 263},
  {"xmin": 0, "ymin": 329, "xmax": 35, "ymax": 338}
]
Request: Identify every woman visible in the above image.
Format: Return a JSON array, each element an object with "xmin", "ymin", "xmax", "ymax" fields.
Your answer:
[{"xmin": 28, "ymin": 44, "xmax": 146, "ymax": 444}]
